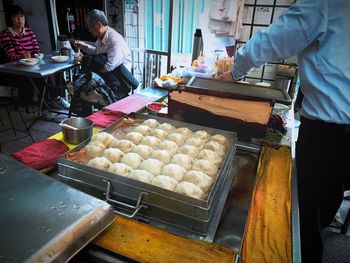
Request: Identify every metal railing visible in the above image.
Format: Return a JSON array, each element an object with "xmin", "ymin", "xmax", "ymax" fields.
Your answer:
[{"xmin": 130, "ymin": 48, "xmax": 169, "ymax": 89}]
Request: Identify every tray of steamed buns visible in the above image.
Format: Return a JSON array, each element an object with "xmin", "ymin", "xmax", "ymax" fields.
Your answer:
[{"xmin": 58, "ymin": 112, "xmax": 237, "ymax": 228}]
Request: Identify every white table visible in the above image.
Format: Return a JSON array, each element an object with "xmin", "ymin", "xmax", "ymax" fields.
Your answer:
[{"xmin": 0, "ymin": 55, "xmax": 77, "ymax": 117}]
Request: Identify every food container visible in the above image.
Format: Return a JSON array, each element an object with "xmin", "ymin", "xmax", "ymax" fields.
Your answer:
[
  {"xmin": 146, "ymin": 102, "xmax": 167, "ymax": 115},
  {"xmin": 57, "ymin": 113, "xmax": 238, "ymax": 239},
  {"xmin": 61, "ymin": 117, "xmax": 93, "ymax": 144}
]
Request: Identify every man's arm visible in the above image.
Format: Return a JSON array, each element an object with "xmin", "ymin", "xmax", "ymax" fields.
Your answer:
[{"xmin": 232, "ymin": 0, "xmax": 325, "ymax": 80}]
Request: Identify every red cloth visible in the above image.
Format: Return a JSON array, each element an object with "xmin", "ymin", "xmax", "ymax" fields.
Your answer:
[
  {"xmin": 11, "ymin": 139, "xmax": 69, "ymax": 170},
  {"xmin": 103, "ymin": 94, "xmax": 154, "ymax": 114},
  {"xmin": 86, "ymin": 110, "xmax": 125, "ymax": 128}
]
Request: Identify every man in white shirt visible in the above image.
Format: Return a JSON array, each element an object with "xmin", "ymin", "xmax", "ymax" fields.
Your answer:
[
  {"xmin": 75, "ymin": 9, "xmax": 138, "ymax": 98},
  {"xmin": 218, "ymin": 0, "xmax": 350, "ymax": 261}
]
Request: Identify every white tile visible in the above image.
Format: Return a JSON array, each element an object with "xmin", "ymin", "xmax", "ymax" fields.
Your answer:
[
  {"xmin": 276, "ymin": 0, "xmax": 294, "ymax": 5},
  {"xmin": 273, "ymin": 7, "xmax": 289, "ymax": 21},
  {"xmin": 254, "ymin": 6, "xmax": 272, "ymax": 25},
  {"xmin": 243, "ymin": 6, "xmax": 253, "ymax": 24},
  {"xmin": 257, "ymin": 0, "xmax": 274, "ymax": 5}
]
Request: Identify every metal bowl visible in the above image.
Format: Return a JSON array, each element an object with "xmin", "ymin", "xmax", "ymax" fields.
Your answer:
[{"xmin": 61, "ymin": 117, "xmax": 93, "ymax": 144}]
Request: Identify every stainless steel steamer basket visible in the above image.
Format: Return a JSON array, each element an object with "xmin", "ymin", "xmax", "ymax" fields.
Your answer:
[{"xmin": 58, "ymin": 112, "xmax": 237, "ymax": 233}]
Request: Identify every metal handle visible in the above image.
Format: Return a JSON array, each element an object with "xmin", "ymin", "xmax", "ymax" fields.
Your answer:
[{"xmin": 105, "ymin": 180, "xmax": 148, "ymax": 219}]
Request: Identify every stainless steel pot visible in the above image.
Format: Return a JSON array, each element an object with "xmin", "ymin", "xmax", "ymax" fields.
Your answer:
[{"xmin": 61, "ymin": 117, "xmax": 93, "ymax": 144}]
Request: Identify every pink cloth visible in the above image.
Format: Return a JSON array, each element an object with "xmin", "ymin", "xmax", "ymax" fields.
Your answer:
[
  {"xmin": 103, "ymin": 94, "xmax": 154, "ymax": 114},
  {"xmin": 86, "ymin": 110, "xmax": 125, "ymax": 128},
  {"xmin": 11, "ymin": 139, "xmax": 69, "ymax": 170}
]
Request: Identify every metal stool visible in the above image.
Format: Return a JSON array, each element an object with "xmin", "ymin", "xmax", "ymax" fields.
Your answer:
[{"xmin": 0, "ymin": 95, "xmax": 35, "ymax": 152}]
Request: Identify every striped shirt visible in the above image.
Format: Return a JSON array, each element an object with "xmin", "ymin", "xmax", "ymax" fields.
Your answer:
[{"xmin": 0, "ymin": 27, "xmax": 40, "ymax": 62}]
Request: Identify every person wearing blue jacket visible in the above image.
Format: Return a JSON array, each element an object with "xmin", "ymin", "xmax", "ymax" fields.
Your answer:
[{"xmin": 218, "ymin": 0, "xmax": 350, "ymax": 261}]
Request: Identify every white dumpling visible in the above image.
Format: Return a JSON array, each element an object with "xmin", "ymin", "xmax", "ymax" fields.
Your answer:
[
  {"xmin": 192, "ymin": 130, "xmax": 210, "ymax": 142},
  {"xmin": 204, "ymin": 141, "xmax": 226, "ymax": 156},
  {"xmin": 151, "ymin": 149, "xmax": 172, "ymax": 164},
  {"xmin": 177, "ymin": 145, "xmax": 199, "ymax": 159},
  {"xmin": 183, "ymin": 170, "xmax": 213, "ymax": 191},
  {"xmin": 141, "ymin": 136, "xmax": 160, "ymax": 149},
  {"xmin": 120, "ymin": 152, "xmax": 143, "ymax": 169},
  {"xmin": 132, "ymin": 144, "xmax": 153, "ymax": 159},
  {"xmin": 210, "ymin": 134, "xmax": 229, "ymax": 146},
  {"xmin": 139, "ymin": 158, "xmax": 164, "ymax": 176},
  {"xmin": 184, "ymin": 137, "xmax": 205, "ymax": 149},
  {"xmin": 108, "ymin": 138, "xmax": 119, "ymax": 148},
  {"xmin": 128, "ymin": 169, "xmax": 154, "ymax": 183},
  {"xmin": 162, "ymin": 163, "xmax": 187, "ymax": 182},
  {"xmin": 151, "ymin": 175, "xmax": 178, "ymax": 191},
  {"xmin": 174, "ymin": 127, "xmax": 193, "ymax": 139},
  {"xmin": 108, "ymin": 163, "xmax": 132, "ymax": 177},
  {"xmin": 192, "ymin": 159, "xmax": 218, "ymax": 177},
  {"xmin": 101, "ymin": 148, "xmax": 124, "ymax": 163},
  {"xmin": 171, "ymin": 154, "xmax": 193, "ymax": 170},
  {"xmin": 151, "ymin": 128, "xmax": 168, "ymax": 140},
  {"xmin": 125, "ymin": 131, "xmax": 144, "ymax": 145},
  {"xmin": 142, "ymin": 119, "xmax": 160, "ymax": 129},
  {"xmin": 91, "ymin": 132, "xmax": 115, "ymax": 147},
  {"xmin": 166, "ymin": 133, "xmax": 185, "ymax": 146},
  {"xmin": 114, "ymin": 139, "xmax": 135, "ymax": 153},
  {"xmin": 84, "ymin": 142, "xmax": 106, "ymax": 158},
  {"xmin": 175, "ymin": 181, "xmax": 204, "ymax": 199},
  {"xmin": 87, "ymin": 157, "xmax": 112, "ymax": 171},
  {"xmin": 158, "ymin": 140, "xmax": 178, "ymax": 155},
  {"xmin": 158, "ymin": 123, "xmax": 176, "ymax": 133},
  {"xmin": 197, "ymin": 149, "xmax": 223, "ymax": 166},
  {"xmin": 133, "ymin": 125, "xmax": 153, "ymax": 136}
]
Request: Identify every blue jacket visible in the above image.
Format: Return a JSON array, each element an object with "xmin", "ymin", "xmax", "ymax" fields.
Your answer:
[{"xmin": 232, "ymin": 0, "xmax": 350, "ymax": 124}]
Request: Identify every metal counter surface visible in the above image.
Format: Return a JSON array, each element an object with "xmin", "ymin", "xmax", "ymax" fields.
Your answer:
[{"xmin": 0, "ymin": 154, "xmax": 115, "ymax": 263}]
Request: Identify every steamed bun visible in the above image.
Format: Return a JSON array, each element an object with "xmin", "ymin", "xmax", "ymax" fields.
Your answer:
[
  {"xmin": 171, "ymin": 153, "xmax": 193, "ymax": 170},
  {"xmin": 197, "ymin": 149, "xmax": 222, "ymax": 166},
  {"xmin": 128, "ymin": 169, "xmax": 154, "ymax": 183},
  {"xmin": 159, "ymin": 140, "xmax": 178, "ymax": 155},
  {"xmin": 120, "ymin": 152, "xmax": 143, "ymax": 169},
  {"xmin": 91, "ymin": 132, "xmax": 115, "ymax": 147},
  {"xmin": 139, "ymin": 158, "xmax": 164, "ymax": 176},
  {"xmin": 101, "ymin": 148, "xmax": 124, "ymax": 163},
  {"xmin": 158, "ymin": 123, "xmax": 176, "ymax": 133},
  {"xmin": 151, "ymin": 128, "xmax": 168, "ymax": 140},
  {"xmin": 132, "ymin": 144, "xmax": 153, "ymax": 159},
  {"xmin": 133, "ymin": 125, "xmax": 153, "ymax": 136},
  {"xmin": 125, "ymin": 132, "xmax": 144, "ymax": 145},
  {"xmin": 174, "ymin": 127, "xmax": 193, "ymax": 139},
  {"xmin": 162, "ymin": 163, "xmax": 187, "ymax": 182},
  {"xmin": 151, "ymin": 175, "xmax": 178, "ymax": 191},
  {"xmin": 183, "ymin": 170, "xmax": 213, "ymax": 191},
  {"xmin": 192, "ymin": 130, "xmax": 210, "ymax": 142},
  {"xmin": 142, "ymin": 119, "xmax": 160, "ymax": 129},
  {"xmin": 184, "ymin": 137, "xmax": 205, "ymax": 149},
  {"xmin": 114, "ymin": 139, "xmax": 135, "ymax": 153},
  {"xmin": 204, "ymin": 141, "xmax": 226, "ymax": 156},
  {"xmin": 84, "ymin": 142, "xmax": 106, "ymax": 158},
  {"xmin": 192, "ymin": 159, "xmax": 218, "ymax": 177},
  {"xmin": 210, "ymin": 134, "xmax": 229, "ymax": 146},
  {"xmin": 87, "ymin": 157, "xmax": 112, "ymax": 171},
  {"xmin": 141, "ymin": 136, "xmax": 160, "ymax": 149},
  {"xmin": 175, "ymin": 181, "xmax": 204, "ymax": 199},
  {"xmin": 108, "ymin": 163, "xmax": 132, "ymax": 177},
  {"xmin": 177, "ymin": 145, "xmax": 199, "ymax": 159},
  {"xmin": 151, "ymin": 149, "xmax": 172, "ymax": 164},
  {"xmin": 166, "ymin": 133, "xmax": 185, "ymax": 146}
]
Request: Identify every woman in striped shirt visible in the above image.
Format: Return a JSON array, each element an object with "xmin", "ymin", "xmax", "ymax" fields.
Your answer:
[
  {"xmin": 0, "ymin": 5, "xmax": 70, "ymax": 110},
  {"xmin": 0, "ymin": 5, "xmax": 40, "ymax": 61}
]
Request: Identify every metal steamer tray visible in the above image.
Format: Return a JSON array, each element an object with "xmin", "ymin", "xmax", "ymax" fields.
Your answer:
[{"xmin": 58, "ymin": 113, "xmax": 237, "ymax": 237}]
